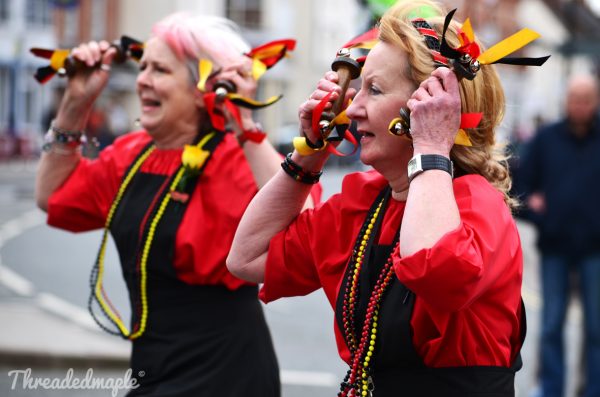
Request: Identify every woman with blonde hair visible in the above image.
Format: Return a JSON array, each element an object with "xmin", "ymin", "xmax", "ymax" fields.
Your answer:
[
  {"xmin": 35, "ymin": 12, "xmax": 319, "ymax": 397},
  {"xmin": 227, "ymin": 0, "xmax": 547, "ymax": 394}
]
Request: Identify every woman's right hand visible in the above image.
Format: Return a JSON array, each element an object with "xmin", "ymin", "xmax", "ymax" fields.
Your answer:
[
  {"xmin": 55, "ymin": 41, "xmax": 117, "ymax": 129},
  {"xmin": 298, "ymin": 71, "xmax": 355, "ymax": 144}
]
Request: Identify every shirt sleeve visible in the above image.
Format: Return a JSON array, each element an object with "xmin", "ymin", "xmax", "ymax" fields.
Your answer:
[
  {"xmin": 259, "ymin": 187, "xmax": 352, "ymax": 303},
  {"xmin": 47, "ymin": 134, "xmax": 144, "ymax": 232},
  {"xmin": 259, "ymin": 210, "xmax": 321, "ymax": 303},
  {"xmin": 393, "ymin": 176, "xmax": 521, "ymax": 312},
  {"xmin": 259, "ymin": 171, "xmax": 390, "ymax": 304}
]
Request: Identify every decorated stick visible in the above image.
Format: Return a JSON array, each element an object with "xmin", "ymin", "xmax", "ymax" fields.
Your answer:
[
  {"xmin": 319, "ymin": 48, "xmax": 361, "ymax": 142},
  {"xmin": 30, "ymin": 35, "xmax": 143, "ymax": 84}
]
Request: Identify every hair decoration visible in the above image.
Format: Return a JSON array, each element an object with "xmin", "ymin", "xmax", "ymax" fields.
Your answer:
[{"xmin": 413, "ymin": 8, "xmax": 551, "ymax": 81}]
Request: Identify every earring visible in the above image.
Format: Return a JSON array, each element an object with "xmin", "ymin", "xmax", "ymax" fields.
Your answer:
[{"xmin": 388, "ymin": 108, "xmax": 412, "ymax": 138}]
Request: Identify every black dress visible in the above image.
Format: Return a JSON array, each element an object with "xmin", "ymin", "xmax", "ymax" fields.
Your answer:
[{"xmin": 102, "ymin": 137, "xmax": 280, "ymax": 396}]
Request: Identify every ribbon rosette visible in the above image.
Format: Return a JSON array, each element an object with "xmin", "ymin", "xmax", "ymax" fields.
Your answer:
[{"xmin": 171, "ymin": 145, "xmax": 209, "ymax": 203}]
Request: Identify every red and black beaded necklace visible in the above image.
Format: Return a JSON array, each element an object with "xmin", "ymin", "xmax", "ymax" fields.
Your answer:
[{"xmin": 338, "ymin": 187, "xmax": 399, "ymax": 397}]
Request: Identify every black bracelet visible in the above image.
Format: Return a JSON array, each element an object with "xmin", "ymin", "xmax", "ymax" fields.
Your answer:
[{"xmin": 281, "ymin": 153, "xmax": 322, "ymax": 184}]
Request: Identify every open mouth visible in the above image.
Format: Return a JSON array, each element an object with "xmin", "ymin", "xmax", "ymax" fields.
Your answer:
[{"xmin": 141, "ymin": 99, "xmax": 161, "ymax": 107}]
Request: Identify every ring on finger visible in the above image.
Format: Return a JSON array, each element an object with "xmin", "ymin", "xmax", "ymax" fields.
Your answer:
[{"xmin": 100, "ymin": 64, "xmax": 111, "ymax": 72}]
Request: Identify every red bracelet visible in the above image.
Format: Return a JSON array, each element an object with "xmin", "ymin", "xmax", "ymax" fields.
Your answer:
[{"xmin": 238, "ymin": 125, "xmax": 267, "ymax": 146}]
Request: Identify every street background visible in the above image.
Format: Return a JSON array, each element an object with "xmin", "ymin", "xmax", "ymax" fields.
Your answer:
[
  {"xmin": 1, "ymin": 0, "xmax": 598, "ymax": 395},
  {"xmin": 0, "ymin": 158, "xmax": 585, "ymax": 397}
]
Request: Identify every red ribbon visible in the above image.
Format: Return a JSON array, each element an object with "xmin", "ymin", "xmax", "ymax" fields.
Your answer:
[
  {"xmin": 203, "ymin": 92, "xmax": 243, "ymax": 132},
  {"xmin": 460, "ymin": 112, "xmax": 483, "ymax": 129},
  {"xmin": 456, "ymin": 30, "xmax": 481, "ymax": 60},
  {"xmin": 245, "ymin": 39, "xmax": 296, "ymax": 69},
  {"xmin": 342, "ymin": 27, "xmax": 379, "ymax": 50}
]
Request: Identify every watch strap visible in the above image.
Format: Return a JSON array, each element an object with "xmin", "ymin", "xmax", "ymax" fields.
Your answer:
[{"xmin": 408, "ymin": 154, "xmax": 453, "ymax": 183}]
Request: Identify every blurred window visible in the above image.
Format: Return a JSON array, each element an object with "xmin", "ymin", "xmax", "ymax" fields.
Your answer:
[
  {"xmin": 59, "ymin": 7, "xmax": 78, "ymax": 47},
  {"xmin": 26, "ymin": 0, "xmax": 52, "ymax": 26},
  {"xmin": 226, "ymin": 0, "xmax": 262, "ymax": 30},
  {"xmin": 90, "ymin": 0, "xmax": 107, "ymax": 40},
  {"xmin": 0, "ymin": 0, "xmax": 8, "ymax": 21},
  {"xmin": 0, "ymin": 66, "xmax": 9, "ymax": 128}
]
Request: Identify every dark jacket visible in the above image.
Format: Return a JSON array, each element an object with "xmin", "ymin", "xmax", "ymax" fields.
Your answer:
[{"xmin": 515, "ymin": 114, "xmax": 600, "ymax": 256}]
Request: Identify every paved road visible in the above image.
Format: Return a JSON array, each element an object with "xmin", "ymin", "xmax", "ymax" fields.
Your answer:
[{"xmin": 0, "ymin": 158, "xmax": 585, "ymax": 396}]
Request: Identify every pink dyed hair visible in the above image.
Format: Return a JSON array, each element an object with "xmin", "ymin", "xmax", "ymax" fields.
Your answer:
[{"xmin": 151, "ymin": 13, "xmax": 250, "ymax": 83}]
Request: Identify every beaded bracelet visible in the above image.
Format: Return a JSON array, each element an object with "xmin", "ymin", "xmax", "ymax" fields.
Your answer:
[
  {"xmin": 280, "ymin": 153, "xmax": 322, "ymax": 184},
  {"xmin": 42, "ymin": 122, "xmax": 99, "ymax": 155},
  {"xmin": 42, "ymin": 123, "xmax": 83, "ymax": 153}
]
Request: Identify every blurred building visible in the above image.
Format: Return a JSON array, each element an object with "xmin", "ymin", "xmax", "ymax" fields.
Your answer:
[
  {"xmin": 1, "ymin": 0, "xmax": 598, "ymax": 157},
  {"xmin": 0, "ymin": 0, "xmax": 120, "ymax": 157},
  {"xmin": 114, "ymin": 0, "xmax": 365, "ymax": 148}
]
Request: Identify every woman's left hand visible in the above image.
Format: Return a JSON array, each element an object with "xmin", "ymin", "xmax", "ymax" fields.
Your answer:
[
  {"xmin": 214, "ymin": 60, "xmax": 258, "ymax": 127},
  {"xmin": 406, "ymin": 67, "xmax": 461, "ymax": 156}
]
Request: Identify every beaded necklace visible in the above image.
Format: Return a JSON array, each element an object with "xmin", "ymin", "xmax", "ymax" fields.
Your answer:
[
  {"xmin": 88, "ymin": 132, "xmax": 218, "ymax": 340},
  {"xmin": 339, "ymin": 189, "xmax": 399, "ymax": 397}
]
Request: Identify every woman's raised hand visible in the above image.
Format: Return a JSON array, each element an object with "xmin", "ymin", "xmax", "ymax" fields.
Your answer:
[
  {"xmin": 63, "ymin": 40, "xmax": 118, "ymax": 109},
  {"xmin": 216, "ymin": 60, "xmax": 259, "ymax": 126},
  {"xmin": 406, "ymin": 67, "xmax": 461, "ymax": 156},
  {"xmin": 298, "ymin": 71, "xmax": 356, "ymax": 142}
]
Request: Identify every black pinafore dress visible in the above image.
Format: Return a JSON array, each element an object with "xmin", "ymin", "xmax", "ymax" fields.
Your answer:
[
  {"xmin": 105, "ymin": 135, "xmax": 280, "ymax": 397},
  {"xmin": 335, "ymin": 188, "xmax": 525, "ymax": 397}
]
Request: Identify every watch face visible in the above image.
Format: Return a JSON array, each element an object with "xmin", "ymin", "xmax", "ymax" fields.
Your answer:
[
  {"xmin": 407, "ymin": 159, "xmax": 417, "ymax": 176},
  {"xmin": 407, "ymin": 155, "xmax": 422, "ymax": 178}
]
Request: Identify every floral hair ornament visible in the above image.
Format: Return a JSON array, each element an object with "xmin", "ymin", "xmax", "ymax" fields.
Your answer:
[
  {"xmin": 197, "ymin": 39, "xmax": 296, "ymax": 133},
  {"xmin": 29, "ymin": 35, "xmax": 144, "ymax": 84},
  {"xmin": 293, "ymin": 28, "xmax": 379, "ymax": 157},
  {"xmin": 389, "ymin": 9, "xmax": 550, "ymax": 145}
]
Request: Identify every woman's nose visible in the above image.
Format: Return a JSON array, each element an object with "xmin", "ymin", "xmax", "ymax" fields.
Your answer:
[
  {"xmin": 136, "ymin": 68, "xmax": 150, "ymax": 88},
  {"xmin": 345, "ymin": 90, "xmax": 363, "ymax": 119}
]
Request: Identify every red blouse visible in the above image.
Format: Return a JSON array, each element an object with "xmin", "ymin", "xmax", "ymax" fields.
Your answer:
[
  {"xmin": 47, "ymin": 130, "xmax": 321, "ymax": 290},
  {"xmin": 260, "ymin": 170, "xmax": 524, "ymax": 367}
]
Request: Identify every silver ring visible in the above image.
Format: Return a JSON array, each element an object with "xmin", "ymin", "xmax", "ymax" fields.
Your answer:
[{"xmin": 100, "ymin": 64, "xmax": 111, "ymax": 72}]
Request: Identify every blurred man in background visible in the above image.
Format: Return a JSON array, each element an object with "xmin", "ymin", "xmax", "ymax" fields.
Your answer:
[{"xmin": 517, "ymin": 74, "xmax": 600, "ymax": 397}]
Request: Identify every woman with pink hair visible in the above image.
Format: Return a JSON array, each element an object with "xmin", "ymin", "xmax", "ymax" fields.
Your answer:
[{"xmin": 35, "ymin": 13, "xmax": 312, "ymax": 396}]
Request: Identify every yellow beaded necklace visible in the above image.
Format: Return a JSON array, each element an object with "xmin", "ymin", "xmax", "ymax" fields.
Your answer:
[{"xmin": 89, "ymin": 132, "xmax": 216, "ymax": 340}]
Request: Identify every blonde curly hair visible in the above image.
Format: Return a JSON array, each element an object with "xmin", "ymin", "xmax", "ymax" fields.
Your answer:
[{"xmin": 379, "ymin": 0, "xmax": 517, "ymax": 208}]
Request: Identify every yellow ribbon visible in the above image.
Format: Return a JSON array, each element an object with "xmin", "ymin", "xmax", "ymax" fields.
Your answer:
[
  {"xmin": 49, "ymin": 50, "xmax": 70, "ymax": 71},
  {"xmin": 459, "ymin": 18, "xmax": 475, "ymax": 45},
  {"xmin": 478, "ymin": 28, "xmax": 541, "ymax": 65},
  {"xmin": 293, "ymin": 137, "xmax": 327, "ymax": 156},
  {"xmin": 455, "ymin": 129, "xmax": 472, "ymax": 146},
  {"xmin": 197, "ymin": 59, "xmax": 213, "ymax": 92},
  {"xmin": 251, "ymin": 58, "xmax": 268, "ymax": 80},
  {"xmin": 227, "ymin": 93, "xmax": 282, "ymax": 109}
]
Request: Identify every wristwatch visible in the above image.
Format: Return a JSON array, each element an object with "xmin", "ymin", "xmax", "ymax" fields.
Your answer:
[{"xmin": 407, "ymin": 154, "xmax": 453, "ymax": 183}]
